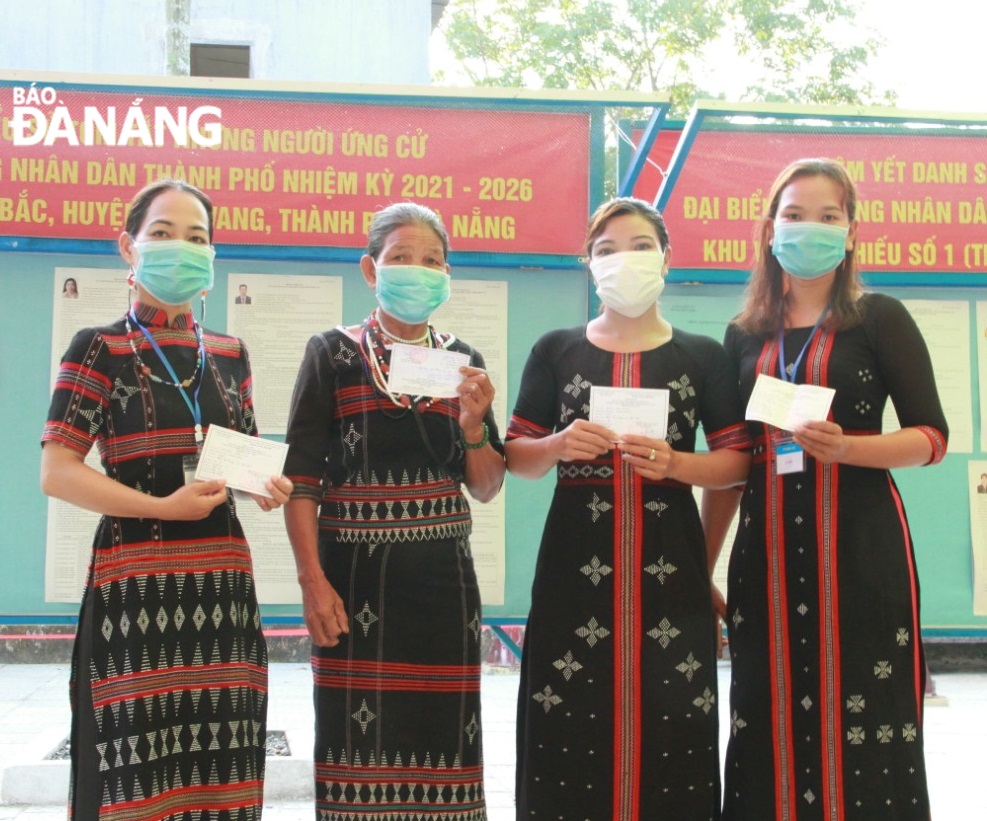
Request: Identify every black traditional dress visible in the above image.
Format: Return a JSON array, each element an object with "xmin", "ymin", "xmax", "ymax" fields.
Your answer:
[
  {"xmin": 284, "ymin": 318, "xmax": 501, "ymax": 821},
  {"xmin": 42, "ymin": 303, "xmax": 268, "ymax": 820},
  {"xmin": 722, "ymin": 293, "xmax": 948, "ymax": 820},
  {"xmin": 507, "ymin": 326, "xmax": 751, "ymax": 820}
]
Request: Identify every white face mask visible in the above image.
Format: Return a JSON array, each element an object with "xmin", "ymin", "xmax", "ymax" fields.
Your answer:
[{"xmin": 589, "ymin": 249, "xmax": 666, "ymax": 317}]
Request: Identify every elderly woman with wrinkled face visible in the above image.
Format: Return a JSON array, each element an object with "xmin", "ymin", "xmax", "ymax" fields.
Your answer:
[{"xmin": 283, "ymin": 201, "xmax": 506, "ymax": 818}]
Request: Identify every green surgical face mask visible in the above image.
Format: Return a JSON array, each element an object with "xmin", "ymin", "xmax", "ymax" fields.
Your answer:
[
  {"xmin": 133, "ymin": 239, "xmax": 216, "ymax": 305},
  {"xmin": 771, "ymin": 221, "xmax": 849, "ymax": 279},
  {"xmin": 374, "ymin": 264, "xmax": 450, "ymax": 323}
]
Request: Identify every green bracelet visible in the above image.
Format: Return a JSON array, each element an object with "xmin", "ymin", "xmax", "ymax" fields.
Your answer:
[{"xmin": 462, "ymin": 422, "xmax": 489, "ymax": 450}]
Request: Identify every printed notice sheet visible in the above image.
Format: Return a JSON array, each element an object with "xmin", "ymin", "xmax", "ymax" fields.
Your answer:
[
  {"xmin": 226, "ymin": 273, "xmax": 343, "ymax": 434},
  {"xmin": 431, "ymin": 280, "xmax": 509, "ymax": 604},
  {"xmin": 977, "ymin": 302, "xmax": 987, "ymax": 452},
  {"xmin": 46, "ymin": 268, "xmax": 128, "ymax": 602},
  {"xmin": 387, "ymin": 344, "xmax": 469, "ymax": 398},
  {"xmin": 969, "ymin": 461, "xmax": 987, "ymax": 615},
  {"xmin": 45, "ymin": 269, "xmax": 311, "ymax": 604},
  {"xmin": 194, "ymin": 425, "xmax": 288, "ymax": 497},
  {"xmin": 884, "ymin": 300, "xmax": 971, "ymax": 453},
  {"xmin": 746, "ymin": 374, "xmax": 835, "ymax": 431},
  {"xmin": 589, "ymin": 386, "xmax": 670, "ymax": 440}
]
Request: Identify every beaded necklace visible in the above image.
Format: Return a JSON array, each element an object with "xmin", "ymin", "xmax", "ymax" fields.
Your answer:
[
  {"xmin": 124, "ymin": 310, "xmax": 203, "ymax": 389},
  {"xmin": 362, "ymin": 311, "xmax": 436, "ymax": 411}
]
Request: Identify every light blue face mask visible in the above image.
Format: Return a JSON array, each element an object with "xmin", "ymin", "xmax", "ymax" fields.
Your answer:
[
  {"xmin": 771, "ymin": 221, "xmax": 849, "ymax": 279},
  {"xmin": 133, "ymin": 239, "xmax": 216, "ymax": 305},
  {"xmin": 375, "ymin": 264, "xmax": 450, "ymax": 324}
]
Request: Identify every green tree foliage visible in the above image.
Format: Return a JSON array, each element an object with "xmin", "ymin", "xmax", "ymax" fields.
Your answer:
[{"xmin": 436, "ymin": 0, "xmax": 895, "ymax": 112}]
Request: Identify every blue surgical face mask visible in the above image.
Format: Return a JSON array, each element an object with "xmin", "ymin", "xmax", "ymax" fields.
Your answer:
[
  {"xmin": 133, "ymin": 239, "xmax": 216, "ymax": 305},
  {"xmin": 375, "ymin": 264, "xmax": 450, "ymax": 324},
  {"xmin": 771, "ymin": 221, "xmax": 849, "ymax": 280}
]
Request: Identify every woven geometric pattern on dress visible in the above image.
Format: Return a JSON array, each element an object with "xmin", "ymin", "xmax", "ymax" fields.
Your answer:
[
  {"xmin": 87, "ymin": 552, "xmax": 268, "ymax": 820},
  {"xmin": 314, "ymin": 761, "xmax": 485, "ymax": 821},
  {"xmin": 505, "ymin": 414, "xmax": 551, "ymax": 440},
  {"xmin": 312, "ymin": 534, "xmax": 485, "ymax": 821},
  {"xmin": 611, "ymin": 351, "xmax": 644, "ymax": 818},
  {"xmin": 42, "ymin": 307, "xmax": 267, "ymax": 820},
  {"xmin": 318, "ymin": 467, "xmax": 472, "ymax": 544}
]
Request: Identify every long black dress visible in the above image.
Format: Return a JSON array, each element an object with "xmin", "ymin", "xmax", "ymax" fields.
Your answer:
[
  {"xmin": 284, "ymin": 320, "xmax": 502, "ymax": 820},
  {"xmin": 507, "ymin": 326, "xmax": 751, "ymax": 820},
  {"xmin": 42, "ymin": 303, "xmax": 268, "ymax": 820},
  {"xmin": 722, "ymin": 293, "xmax": 948, "ymax": 820}
]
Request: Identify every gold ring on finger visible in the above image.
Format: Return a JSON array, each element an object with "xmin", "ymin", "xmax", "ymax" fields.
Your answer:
[{"xmin": 648, "ymin": 448, "xmax": 657, "ymax": 461}]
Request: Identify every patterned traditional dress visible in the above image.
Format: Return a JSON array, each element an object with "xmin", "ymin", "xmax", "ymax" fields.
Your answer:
[
  {"xmin": 284, "ymin": 319, "xmax": 501, "ymax": 821},
  {"xmin": 507, "ymin": 326, "xmax": 750, "ymax": 820},
  {"xmin": 722, "ymin": 293, "xmax": 948, "ymax": 820},
  {"xmin": 42, "ymin": 303, "xmax": 268, "ymax": 820}
]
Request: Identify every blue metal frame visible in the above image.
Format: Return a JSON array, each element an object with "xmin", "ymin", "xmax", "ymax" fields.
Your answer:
[{"xmin": 617, "ymin": 106, "xmax": 669, "ymax": 197}]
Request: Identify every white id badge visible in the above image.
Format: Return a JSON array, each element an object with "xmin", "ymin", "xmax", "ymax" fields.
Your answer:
[{"xmin": 775, "ymin": 439, "xmax": 805, "ymax": 475}]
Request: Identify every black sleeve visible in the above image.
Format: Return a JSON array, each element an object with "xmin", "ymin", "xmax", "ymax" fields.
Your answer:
[
  {"xmin": 41, "ymin": 327, "xmax": 111, "ymax": 455},
  {"xmin": 237, "ymin": 339, "xmax": 258, "ymax": 437},
  {"xmin": 506, "ymin": 333, "xmax": 561, "ymax": 439},
  {"xmin": 866, "ymin": 294, "xmax": 948, "ymax": 441},
  {"xmin": 688, "ymin": 333, "xmax": 750, "ymax": 451},
  {"xmin": 284, "ymin": 333, "xmax": 337, "ymax": 501}
]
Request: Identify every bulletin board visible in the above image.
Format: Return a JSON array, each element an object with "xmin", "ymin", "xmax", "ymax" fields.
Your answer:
[
  {"xmin": 0, "ymin": 70, "xmax": 665, "ymax": 624},
  {"xmin": 622, "ymin": 101, "xmax": 987, "ymax": 635},
  {"xmin": 6, "ymin": 81, "xmax": 987, "ymax": 636}
]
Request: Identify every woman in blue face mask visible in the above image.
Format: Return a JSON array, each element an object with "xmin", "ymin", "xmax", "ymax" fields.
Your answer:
[
  {"xmin": 283, "ymin": 202, "xmax": 506, "ymax": 818},
  {"xmin": 40, "ymin": 179, "xmax": 292, "ymax": 820},
  {"xmin": 704, "ymin": 158, "xmax": 948, "ymax": 819}
]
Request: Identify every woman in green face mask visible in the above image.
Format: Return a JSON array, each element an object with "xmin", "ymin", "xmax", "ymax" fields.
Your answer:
[
  {"xmin": 40, "ymin": 179, "xmax": 292, "ymax": 820},
  {"xmin": 283, "ymin": 202, "xmax": 506, "ymax": 819},
  {"xmin": 704, "ymin": 158, "xmax": 948, "ymax": 819}
]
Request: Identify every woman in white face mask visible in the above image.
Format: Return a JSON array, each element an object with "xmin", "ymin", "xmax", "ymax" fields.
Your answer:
[
  {"xmin": 505, "ymin": 197, "xmax": 752, "ymax": 819},
  {"xmin": 40, "ymin": 179, "xmax": 292, "ymax": 820},
  {"xmin": 704, "ymin": 158, "xmax": 947, "ymax": 819}
]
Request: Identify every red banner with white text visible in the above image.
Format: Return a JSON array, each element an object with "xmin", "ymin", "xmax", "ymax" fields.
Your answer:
[
  {"xmin": 0, "ymin": 83, "xmax": 591, "ymax": 255},
  {"xmin": 633, "ymin": 127, "xmax": 987, "ymax": 274}
]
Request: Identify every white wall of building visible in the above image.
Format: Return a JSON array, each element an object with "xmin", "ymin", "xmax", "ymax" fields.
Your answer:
[{"xmin": 0, "ymin": 0, "xmax": 433, "ymax": 84}]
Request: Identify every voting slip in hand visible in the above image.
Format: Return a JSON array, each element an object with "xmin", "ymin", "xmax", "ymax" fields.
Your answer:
[
  {"xmin": 194, "ymin": 424, "xmax": 289, "ymax": 498},
  {"xmin": 745, "ymin": 373, "xmax": 836, "ymax": 432},
  {"xmin": 588, "ymin": 386, "xmax": 670, "ymax": 440},
  {"xmin": 386, "ymin": 342, "xmax": 470, "ymax": 398}
]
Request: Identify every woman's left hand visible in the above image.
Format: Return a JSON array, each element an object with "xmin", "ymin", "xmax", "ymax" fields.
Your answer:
[
  {"xmin": 617, "ymin": 433, "xmax": 676, "ymax": 480},
  {"xmin": 249, "ymin": 475, "xmax": 294, "ymax": 512},
  {"xmin": 457, "ymin": 366, "xmax": 495, "ymax": 441},
  {"xmin": 793, "ymin": 420, "xmax": 848, "ymax": 464}
]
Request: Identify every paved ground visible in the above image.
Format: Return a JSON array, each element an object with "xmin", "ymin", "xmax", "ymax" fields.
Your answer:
[{"xmin": 1, "ymin": 662, "xmax": 984, "ymax": 819}]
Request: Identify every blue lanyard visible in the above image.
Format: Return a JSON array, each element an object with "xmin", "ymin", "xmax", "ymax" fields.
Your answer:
[
  {"xmin": 777, "ymin": 308, "xmax": 829, "ymax": 384},
  {"xmin": 129, "ymin": 310, "xmax": 207, "ymax": 444}
]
